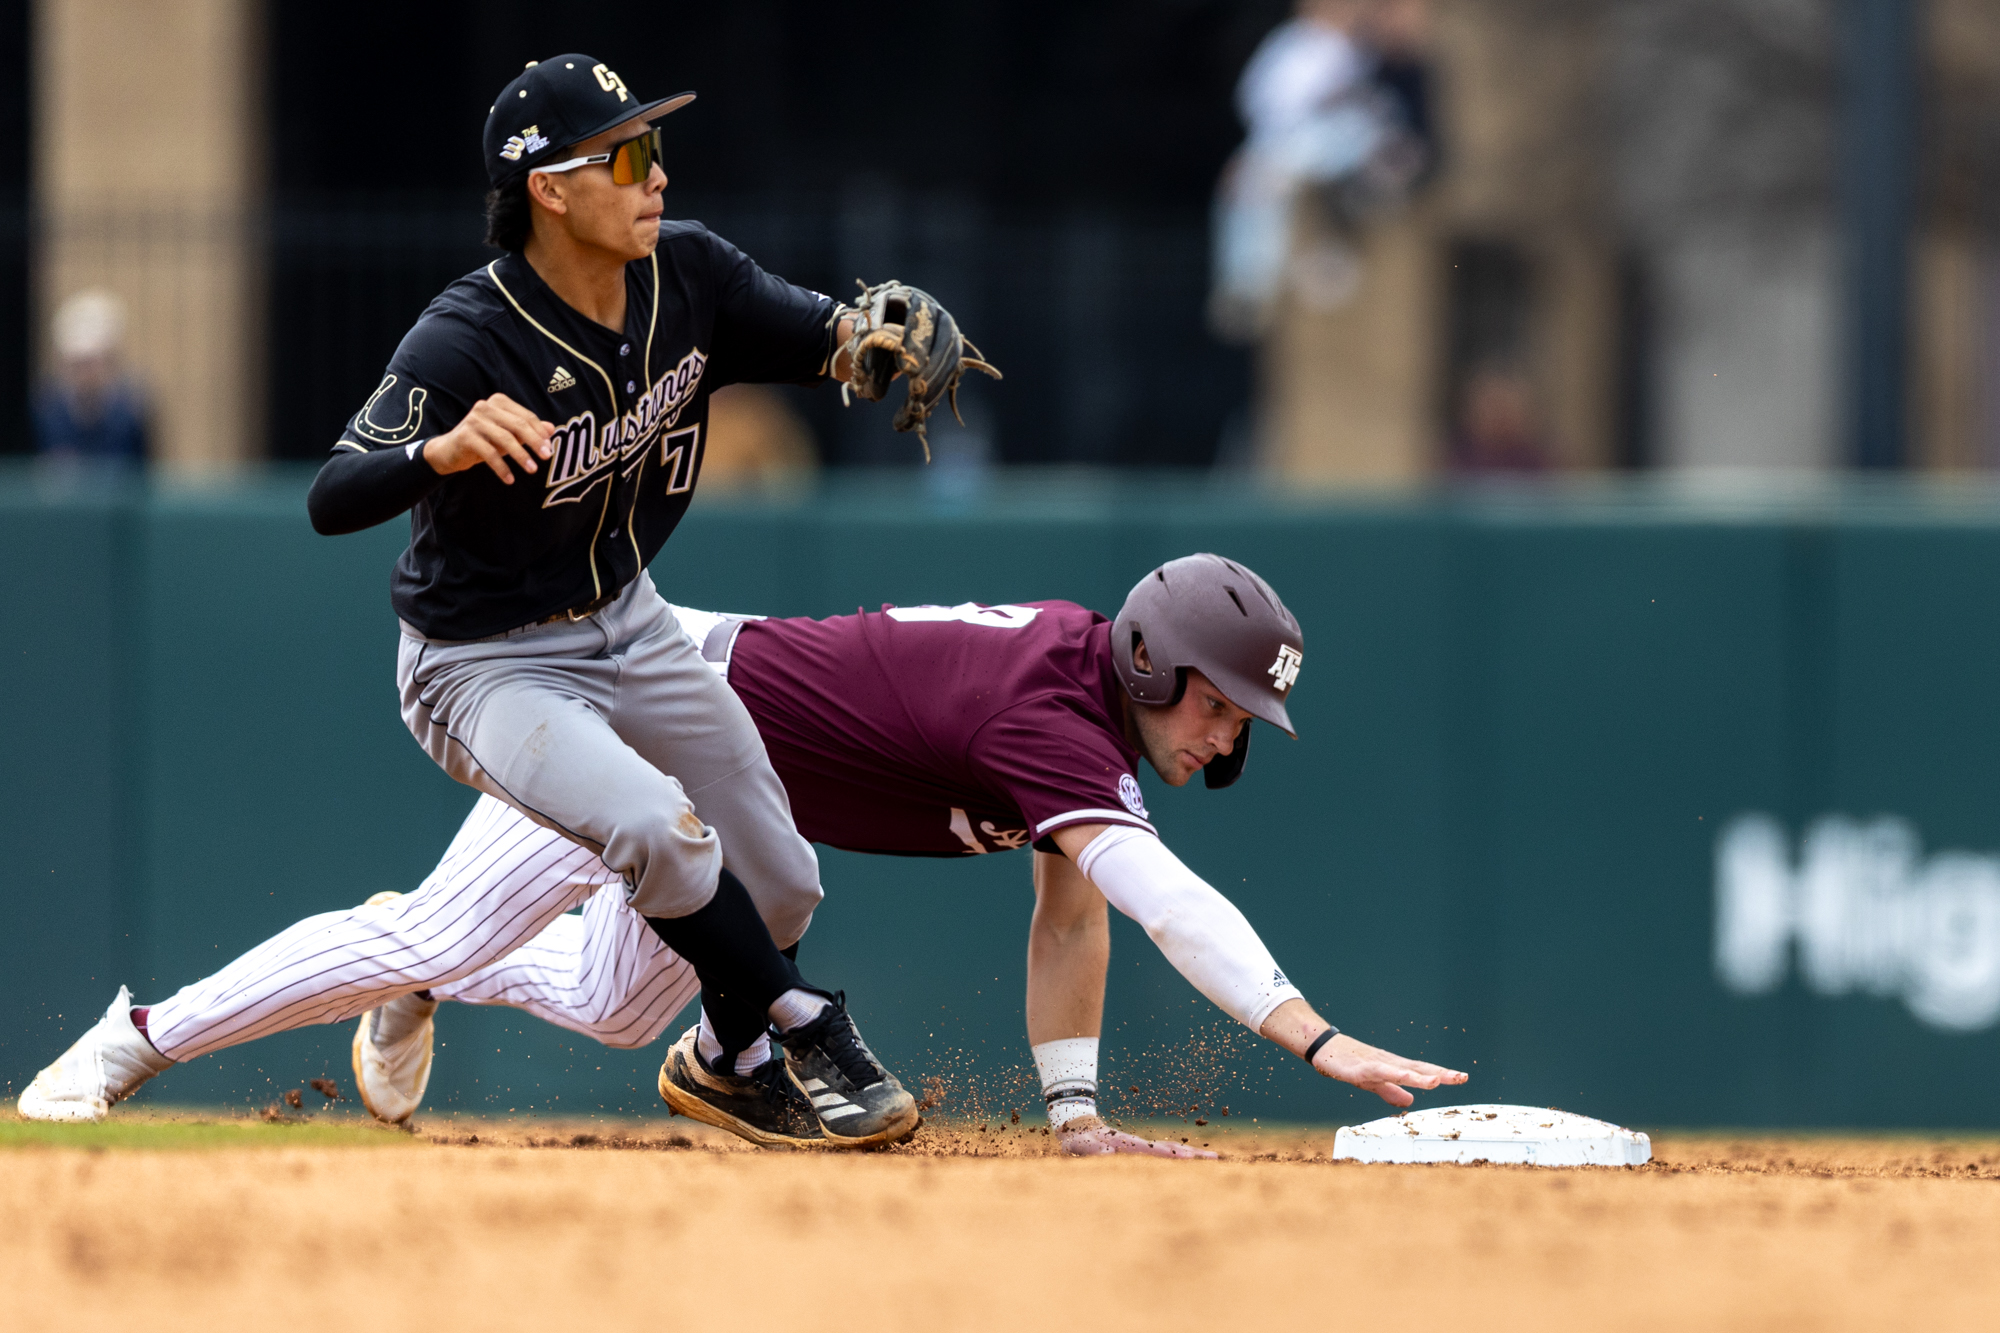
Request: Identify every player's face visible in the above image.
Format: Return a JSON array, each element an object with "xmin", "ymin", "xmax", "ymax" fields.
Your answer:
[
  {"xmin": 1130, "ymin": 667, "xmax": 1255, "ymax": 787},
  {"xmin": 537, "ymin": 114, "xmax": 668, "ymax": 262}
]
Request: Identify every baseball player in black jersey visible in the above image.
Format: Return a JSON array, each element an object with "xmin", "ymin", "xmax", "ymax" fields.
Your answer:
[
  {"xmin": 13, "ymin": 56, "xmax": 993, "ymax": 1144},
  {"xmin": 295, "ymin": 54, "xmax": 981, "ymax": 1147}
]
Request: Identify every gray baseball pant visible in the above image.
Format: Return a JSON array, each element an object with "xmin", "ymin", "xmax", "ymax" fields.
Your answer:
[{"xmin": 397, "ymin": 570, "xmax": 822, "ymax": 943}]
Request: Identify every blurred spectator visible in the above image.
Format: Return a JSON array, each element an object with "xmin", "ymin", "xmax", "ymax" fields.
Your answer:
[
  {"xmin": 1210, "ymin": 0, "xmax": 1437, "ymax": 340},
  {"xmin": 1449, "ymin": 366, "xmax": 1549, "ymax": 473},
  {"xmin": 33, "ymin": 289, "xmax": 150, "ymax": 473},
  {"xmin": 700, "ymin": 384, "xmax": 818, "ymax": 491},
  {"xmin": 1363, "ymin": 0, "xmax": 1439, "ymax": 181}
]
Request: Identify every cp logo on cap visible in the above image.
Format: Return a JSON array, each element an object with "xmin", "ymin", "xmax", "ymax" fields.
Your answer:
[{"xmin": 593, "ymin": 64, "xmax": 630, "ymax": 101}]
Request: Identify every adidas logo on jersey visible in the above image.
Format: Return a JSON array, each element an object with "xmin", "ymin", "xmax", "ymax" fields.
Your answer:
[{"xmin": 547, "ymin": 365, "xmax": 577, "ymax": 392}]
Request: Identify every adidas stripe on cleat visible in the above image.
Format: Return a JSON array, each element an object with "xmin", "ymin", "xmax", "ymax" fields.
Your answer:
[
  {"xmin": 799, "ymin": 1076, "xmax": 875, "ymax": 1126},
  {"xmin": 779, "ymin": 992, "xmax": 919, "ymax": 1147}
]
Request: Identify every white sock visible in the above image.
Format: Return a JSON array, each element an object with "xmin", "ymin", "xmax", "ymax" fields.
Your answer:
[
  {"xmin": 695, "ymin": 1007, "xmax": 773, "ymax": 1076},
  {"xmin": 1033, "ymin": 1036, "xmax": 1100, "ymax": 1130},
  {"xmin": 370, "ymin": 991, "xmax": 437, "ymax": 1049},
  {"xmin": 766, "ymin": 988, "xmax": 830, "ymax": 1032}
]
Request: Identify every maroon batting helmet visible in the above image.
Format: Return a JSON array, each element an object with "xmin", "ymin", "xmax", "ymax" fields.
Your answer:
[{"xmin": 1112, "ymin": 554, "xmax": 1303, "ymax": 789}]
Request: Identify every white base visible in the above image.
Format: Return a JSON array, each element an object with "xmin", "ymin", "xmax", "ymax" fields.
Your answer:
[{"xmin": 1332, "ymin": 1103, "xmax": 1651, "ymax": 1167}]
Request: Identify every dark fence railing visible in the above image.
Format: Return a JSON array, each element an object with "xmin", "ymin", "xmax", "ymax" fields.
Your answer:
[{"xmin": 268, "ymin": 191, "xmax": 1250, "ymax": 469}]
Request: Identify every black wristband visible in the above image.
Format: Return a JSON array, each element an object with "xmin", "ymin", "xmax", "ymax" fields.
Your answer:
[{"xmin": 1302, "ymin": 1027, "xmax": 1340, "ymax": 1065}]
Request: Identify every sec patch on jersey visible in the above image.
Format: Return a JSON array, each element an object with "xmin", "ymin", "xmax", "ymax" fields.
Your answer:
[{"xmin": 1118, "ymin": 773, "xmax": 1149, "ymax": 818}]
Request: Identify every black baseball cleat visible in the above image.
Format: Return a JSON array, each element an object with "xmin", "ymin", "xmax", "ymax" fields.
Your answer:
[
  {"xmin": 779, "ymin": 992, "xmax": 919, "ymax": 1147},
  {"xmin": 657, "ymin": 1027, "xmax": 825, "ymax": 1148}
]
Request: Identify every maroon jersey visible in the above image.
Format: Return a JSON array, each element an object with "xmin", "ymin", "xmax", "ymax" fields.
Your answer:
[{"xmin": 726, "ymin": 601, "xmax": 1156, "ymax": 857}]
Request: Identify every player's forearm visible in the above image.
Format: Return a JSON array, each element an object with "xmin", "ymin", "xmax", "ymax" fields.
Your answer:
[
  {"xmin": 1070, "ymin": 826, "xmax": 1303, "ymax": 1031},
  {"xmin": 307, "ymin": 445, "xmax": 445, "ymax": 535},
  {"xmin": 1026, "ymin": 851, "xmax": 1109, "ymax": 1044}
]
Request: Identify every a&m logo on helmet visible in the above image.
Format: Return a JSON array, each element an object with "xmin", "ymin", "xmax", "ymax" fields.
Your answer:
[
  {"xmin": 500, "ymin": 125, "xmax": 550, "ymax": 162},
  {"xmin": 1268, "ymin": 644, "xmax": 1303, "ymax": 693}
]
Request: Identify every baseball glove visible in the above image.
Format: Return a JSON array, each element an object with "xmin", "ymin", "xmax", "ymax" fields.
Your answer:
[{"xmin": 832, "ymin": 280, "xmax": 1002, "ymax": 461}]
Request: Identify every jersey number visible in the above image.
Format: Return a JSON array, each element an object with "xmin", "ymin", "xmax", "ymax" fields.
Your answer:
[{"xmin": 658, "ymin": 424, "xmax": 701, "ymax": 495}]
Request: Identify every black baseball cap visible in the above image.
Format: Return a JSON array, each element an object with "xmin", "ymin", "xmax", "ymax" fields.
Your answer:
[{"xmin": 483, "ymin": 55, "xmax": 694, "ymax": 186}]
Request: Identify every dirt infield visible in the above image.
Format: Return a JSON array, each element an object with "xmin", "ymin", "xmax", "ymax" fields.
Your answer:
[{"xmin": 2, "ymin": 1112, "xmax": 1996, "ymax": 1331}]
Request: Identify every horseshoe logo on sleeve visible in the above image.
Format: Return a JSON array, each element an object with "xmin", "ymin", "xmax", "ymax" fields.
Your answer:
[{"xmin": 352, "ymin": 375, "xmax": 429, "ymax": 446}]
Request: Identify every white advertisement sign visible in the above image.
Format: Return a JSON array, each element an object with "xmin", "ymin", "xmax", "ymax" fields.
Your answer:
[{"xmin": 1714, "ymin": 814, "xmax": 2000, "ymax": 1032}]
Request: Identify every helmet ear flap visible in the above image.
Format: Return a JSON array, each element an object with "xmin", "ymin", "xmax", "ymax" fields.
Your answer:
[
  {"xmin": 1118, "ymin": 626, "xmax": 1179, "ymax": 707},
  {"xmin": 1203, "ymin": 719, "xmax": 1252, "ymax": 789}
]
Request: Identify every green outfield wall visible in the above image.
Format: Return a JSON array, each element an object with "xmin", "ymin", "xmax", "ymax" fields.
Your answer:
[{"xmin": 5, "ymin": 471, "xmax": 1999, "ymax": 1129}]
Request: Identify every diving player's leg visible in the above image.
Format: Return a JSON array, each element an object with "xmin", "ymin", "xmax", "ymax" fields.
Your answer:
[
  {"xmin": 145, "ymin": 797, "xmax": 609, "ymax": 1061},
  {"xmin": 434, "ymin": 885, "xmax": 697, "ymax": 1049},
  {"xmin": 16, "ymin": 797, "xmax": 603, "ymax": 1122}
]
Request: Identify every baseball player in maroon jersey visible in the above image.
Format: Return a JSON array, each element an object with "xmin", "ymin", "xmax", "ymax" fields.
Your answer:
[
  {"xmin": 17, "ymin": 555, "xmax": 1464, "ymax": 1151},
  {"xmin": 388, "ymin": 554, "xmax": 1465, "ymax": 1151}
]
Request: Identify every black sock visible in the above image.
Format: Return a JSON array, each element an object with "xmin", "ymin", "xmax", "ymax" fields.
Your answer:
[
  {"xmin": 647, "ymin": 868, "xmax": 803, "ymax": 1065},
  {"xmin": 700, "ymin": 984, "xmax": 771, "ymax": 1069},
  {"xmin": 694, "ymin": 938, "xmax": 806, "ymax": 1070}
]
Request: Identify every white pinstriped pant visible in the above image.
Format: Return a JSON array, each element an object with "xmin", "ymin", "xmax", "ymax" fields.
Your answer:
[
  {"xmin": 146, "ymin": 796, "xmax": 697, "ymax": 1061},
  {"xmin": 143, "ymin": 594, "xmax": 806, "ymax": 1066}
]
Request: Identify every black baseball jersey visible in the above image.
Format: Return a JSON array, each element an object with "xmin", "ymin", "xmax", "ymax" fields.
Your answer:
[{"xmin": 334, "ymin": 221, "xmax": 835, "ymax": 641}]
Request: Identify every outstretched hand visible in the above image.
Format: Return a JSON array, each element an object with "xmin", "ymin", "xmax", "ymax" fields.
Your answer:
[
  {"xmin": 1259, "ymin": 998, "xmax": 1468, "ymax": 1107},
  {"xmin": 1311, "ymin": 1034, "xmax": 1468, "ymax": 1108}
]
